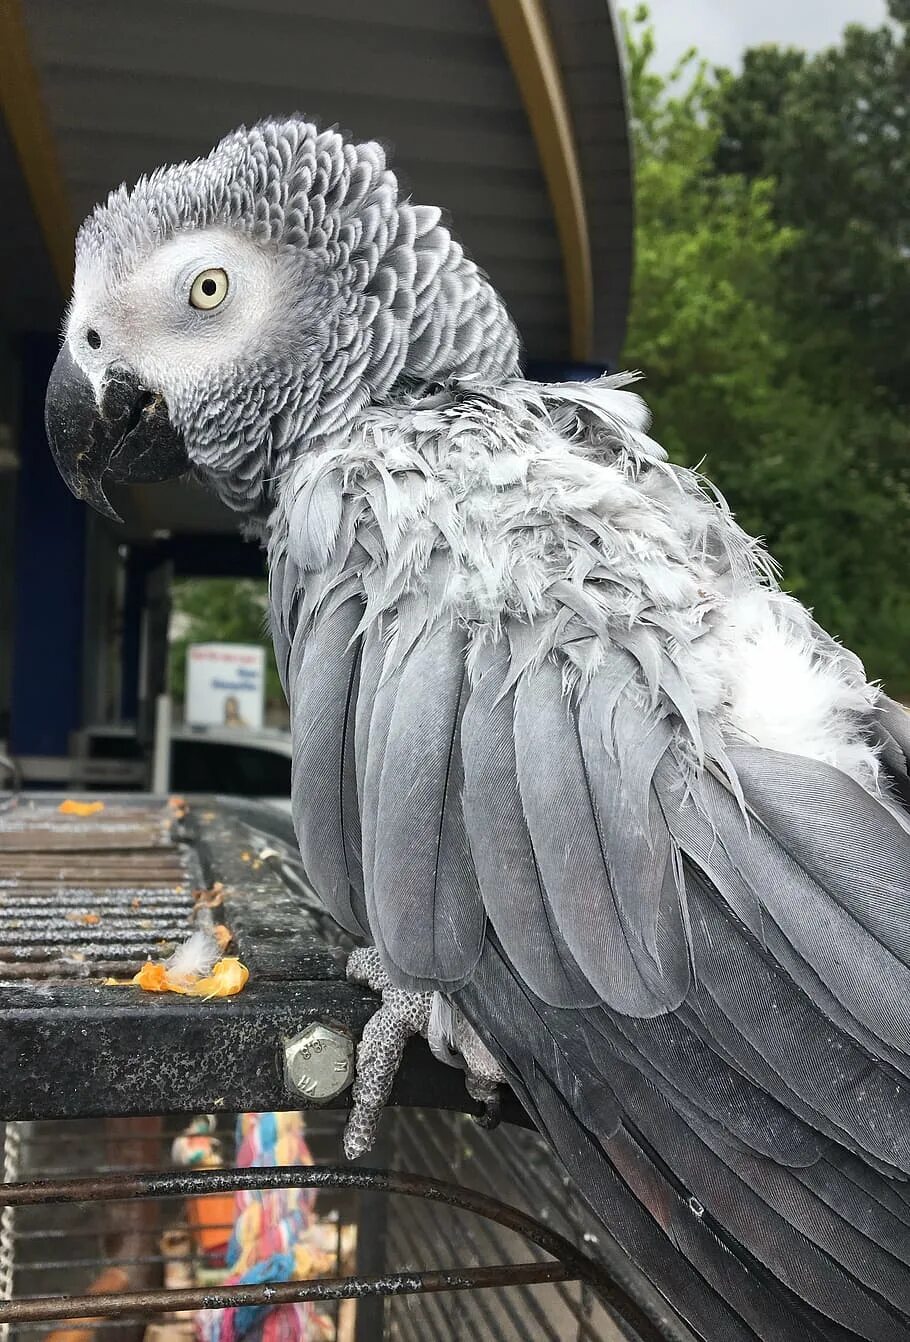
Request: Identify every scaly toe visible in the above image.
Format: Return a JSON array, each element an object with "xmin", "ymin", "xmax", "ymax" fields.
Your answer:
[{"xmin": 346, "ymin": 946, "xmax": 387, "ymax": 991}]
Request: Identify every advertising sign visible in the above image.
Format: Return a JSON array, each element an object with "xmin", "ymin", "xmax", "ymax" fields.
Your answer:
[{"xmin": 186, "ymin": 643, "xmax": 265, "ymax": 729}]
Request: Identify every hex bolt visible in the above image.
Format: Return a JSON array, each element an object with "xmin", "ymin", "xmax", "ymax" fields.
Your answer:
[{"xmin": 284, "ymin": 1022, "xmax": 355, "ymax": 1102}]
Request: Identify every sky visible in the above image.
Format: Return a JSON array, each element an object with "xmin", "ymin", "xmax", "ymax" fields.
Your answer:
[{"xmin": 645, "ymin": 0, "xmax": 889, "ymax": 73}]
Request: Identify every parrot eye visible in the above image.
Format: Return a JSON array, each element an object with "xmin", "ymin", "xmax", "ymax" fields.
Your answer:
[{"xmin": 189, "ymin": 268, "xmax": 229, "ymax": 310}]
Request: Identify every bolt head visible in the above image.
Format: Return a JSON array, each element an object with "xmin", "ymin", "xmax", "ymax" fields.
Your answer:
[{"xmin": 284, "ymin": 1023, "xmax": 354, "ymax": 1102}]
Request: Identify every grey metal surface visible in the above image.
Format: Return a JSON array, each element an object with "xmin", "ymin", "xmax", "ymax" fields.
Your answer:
[
  {"xmin": 285, "ymin": 1023, "xmax": 356, "ymax": 1103},
  {"xmin": 0, "ymin": 801, "xmax": 195, "ymax": 979},
  {"xmin": 0, "ymin": 795, "xmax": 521, "ymax": 1124}
]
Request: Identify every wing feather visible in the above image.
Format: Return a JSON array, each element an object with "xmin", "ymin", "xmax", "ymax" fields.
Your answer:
[
  {"xmin": 659, "ymin": 757, "xmax": 910, "ymax": 1058},
  {"xmin": 288, "ymin": 594, "xmax": 365, "ymax": 935},
  {"xmin": 368, "ymin": 621, "xmax": 485, "ymax": 986},
  {"xmin": 577, "ymin": 660, "xmax": 691, "ymax": 1003},
  {"xmin": 513, "ymin": 659, "xmax": 685, "ymax": 1015},
  {"xmin": 461, "ymin": 646, "xmax": 598, "ymax": 1007}
]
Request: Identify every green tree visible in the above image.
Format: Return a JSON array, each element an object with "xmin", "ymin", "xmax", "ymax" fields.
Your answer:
[
  {"xmin": 713, "ymin": 2, "xmax": 910, "ymax": 408},
  {"xmin": 621, "ymin": 6, "xmax": 910, "ymax": 694},
  {"xmin": 169, "ymin": 577, "xmax": 286, "ymax": 717},
  {"xmin": 713, "ymin": 47, "xmax": 806, "ymax": 180}
]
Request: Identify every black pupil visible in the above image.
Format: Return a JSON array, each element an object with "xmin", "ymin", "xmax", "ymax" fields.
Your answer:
[
  {"xmin": 201, "ymin": 277, "xmax": 217, "ymax": 297},
  {"xmin": 86, "ymin": 329, "xmax": 101, "ymax": 349}
]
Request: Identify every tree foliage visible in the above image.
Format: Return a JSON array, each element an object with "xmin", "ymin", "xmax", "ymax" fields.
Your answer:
[
  {"xmin": 622, "ymin": 5, "xmax": 910, "ymax": 694},
  {"xmin": 713, "ymin": 3, "xmax": 910, "ymax": 406}
]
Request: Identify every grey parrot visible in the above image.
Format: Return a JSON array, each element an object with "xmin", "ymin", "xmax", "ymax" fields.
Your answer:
[{"xmin": 45, "ymin": 118, "xmax": 910, "ymax": 1342}]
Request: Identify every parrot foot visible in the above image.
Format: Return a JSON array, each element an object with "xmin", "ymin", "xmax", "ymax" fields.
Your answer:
[
  {"xmin": 344, "ymin": 948, "xmax": 433, "ymax": 1160},
  {"xmin": 344, "ymin": 947, "xmax": 507, "ymax": 1157},
  {"xmin": 444, "ymin": 1008, "xmax": 507, "ymax": 1128}
]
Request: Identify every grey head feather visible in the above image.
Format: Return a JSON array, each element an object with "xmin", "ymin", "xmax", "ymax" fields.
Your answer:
[{"xmin": 74, "ymin": 117, "xmax": 520, "ymax": 516}]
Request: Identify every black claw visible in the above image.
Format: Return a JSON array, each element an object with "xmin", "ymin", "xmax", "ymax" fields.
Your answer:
[{"xmin": 473, "ymin": 1090, "xmax": 502, "ymax": 1130}]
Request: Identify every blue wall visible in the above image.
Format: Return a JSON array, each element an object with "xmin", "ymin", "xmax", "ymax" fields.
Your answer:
[{"xmin": 9, "ymin": 334, "xmax": 87, "ymax": 757}]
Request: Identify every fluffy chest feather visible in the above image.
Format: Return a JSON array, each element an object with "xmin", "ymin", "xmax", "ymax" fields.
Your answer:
[{"xmin": 269, "ymin": 376, "xmax": 883, "ymax": 792}]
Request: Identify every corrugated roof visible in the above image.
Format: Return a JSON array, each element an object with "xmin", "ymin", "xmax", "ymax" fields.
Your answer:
[{"xmin": 3, "ymin": 0, "xmax": 632, "ymax": 365}]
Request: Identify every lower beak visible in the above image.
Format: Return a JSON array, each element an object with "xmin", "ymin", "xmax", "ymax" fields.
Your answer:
[{"xmin": 45, "ymin": 345, "xmax": 190, "ymax": 523}]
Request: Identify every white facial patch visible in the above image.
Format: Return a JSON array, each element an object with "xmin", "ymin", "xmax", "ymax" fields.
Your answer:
[{"xmin": 66, "ymin": 227, "xmax": 287, "ymax": 408}]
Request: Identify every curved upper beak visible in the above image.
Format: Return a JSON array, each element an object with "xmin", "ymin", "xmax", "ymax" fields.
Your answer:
[{"xmin": 45, "ymin": 344, "xmax": 190, "ymax": 523}]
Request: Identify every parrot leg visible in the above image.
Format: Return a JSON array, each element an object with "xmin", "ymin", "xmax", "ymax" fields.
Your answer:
[
  {"xmin": 344, "ymin": 947, "xmax": 506, "ymax": 1158},
  {"xmin": 343, "ymin": 947, "xmax": 433, "ymax": 1159}
]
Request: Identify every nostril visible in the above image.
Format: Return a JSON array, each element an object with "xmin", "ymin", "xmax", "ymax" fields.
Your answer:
[{"xmin": 86, "ymin": 329, "xmax": 101, "ymax": 350}]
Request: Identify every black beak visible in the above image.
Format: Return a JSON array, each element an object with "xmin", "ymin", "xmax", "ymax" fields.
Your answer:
[{"xmin": 45, "ymin": 344, "xmax": 190, "ymax": 523}]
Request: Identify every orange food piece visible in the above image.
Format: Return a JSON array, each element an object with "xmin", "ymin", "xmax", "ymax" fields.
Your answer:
[
  {"xmin": 65, "ymin": 912, "xmax": 101, "ymax": 926},
  {"xmin": 133, "ymin": 962, "xmax": 170, "ymax": 992},
  {"xmin": 190, "ymin": 958, "xmax": 249, "ymax": 999},
  {"xmin": 58, "ymin": 800, "xmax": 105, "ymax": 816},
  {"xmin": 193, "ymin": 883, "xmax": 224, "ymax": 907},
  {"xmin": 106, "ymin": 957, "xmax": 249, "ymax": 998}
]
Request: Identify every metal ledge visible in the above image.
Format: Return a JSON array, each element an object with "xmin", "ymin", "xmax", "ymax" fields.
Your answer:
[{"xmin": 0, "ymin": 793, "xmax": 528, "ymax": 1125}]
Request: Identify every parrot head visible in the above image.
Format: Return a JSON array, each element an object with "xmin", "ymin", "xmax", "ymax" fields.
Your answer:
[{"xmin": 45, "ymin": 117, "xmax": 519, "ymax": 521}]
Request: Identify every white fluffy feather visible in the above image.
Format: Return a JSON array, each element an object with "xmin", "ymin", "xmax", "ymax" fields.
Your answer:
[
  {"xmin": 717, "ymin": 590, "xmax": 881, "ymax": 786},
  {"xmin": 165, "ymin": 928, "xmax": 221, "ymax": 980},
  {"xmin": 271, "ymin": 374, "xmax": 886, "ymax": 796}
]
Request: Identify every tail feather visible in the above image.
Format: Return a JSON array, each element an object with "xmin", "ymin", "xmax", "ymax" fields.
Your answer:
[
  {"xmin": 460, "ymin": 941, "xmax": 875, "ymax": 1342},
  {"xmin": 460, "ymin": 939, "xmax": 903, "ymax": 1342}
]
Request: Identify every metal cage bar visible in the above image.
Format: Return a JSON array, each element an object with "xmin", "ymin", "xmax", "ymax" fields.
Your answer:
[{"xmin": 0, "ymin": 1164, "xmax": 693, "ymax": 1342}]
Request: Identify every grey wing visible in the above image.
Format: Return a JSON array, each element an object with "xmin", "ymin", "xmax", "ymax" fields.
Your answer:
[
  {"xmin": 358, "ymin": 617, "xmax": 486, "ymax": 990},
  {"xmin": 453, "ymin": 641, "xmax": 910, "ymax": 1342},
  {"xmin": 291, "ymin": 584, "xmax": 910, "ymax": 1340}
]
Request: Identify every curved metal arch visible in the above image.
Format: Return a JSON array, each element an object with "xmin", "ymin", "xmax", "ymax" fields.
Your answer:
[{"xmin": 489, "ymin": 0, "xmax": 594, "ymax": 362}]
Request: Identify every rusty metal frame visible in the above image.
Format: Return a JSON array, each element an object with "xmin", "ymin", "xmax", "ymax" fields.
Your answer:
[{"xmin": 0, "ymin": 1164, "xmax": 692, "ymax": 1342}]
